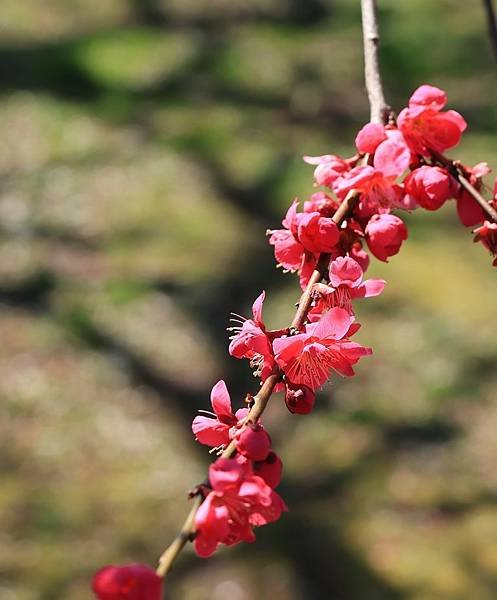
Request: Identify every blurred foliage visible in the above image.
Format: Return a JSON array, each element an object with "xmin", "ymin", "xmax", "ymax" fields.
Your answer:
[{"xmin": 1, "ymin": 1, "xmax": 497, "ymax": 599}]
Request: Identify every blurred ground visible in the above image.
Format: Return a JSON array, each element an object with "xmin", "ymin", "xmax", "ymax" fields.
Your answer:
[{"xmin": 1, "ymin": 1, "xmax": 497, "ymax": 599}]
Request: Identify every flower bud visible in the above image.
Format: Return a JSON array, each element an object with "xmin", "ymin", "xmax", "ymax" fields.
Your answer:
[
  {"xmin": 297, "ymin": 212, "xmax": 340, "ymax": 254},
  {"xmin": 92, "ymin": 564, "xmax": 162, "ymax": 600},
  {"xmin": 365, "ymin": 213, "xmax": 408, "ymax": 262},
  {"xmin": 355, "ymin": 122, "xmax": 387, "ymax": 154},
  {"xmin": 284, "ymin": 383, "xmax": 316, "ymax": 415},
  {"xmin": 404, "ymin": 165, "xmax": 456, "ymax": 210},
  {"xmin": 235, "ymin": 424, "xmax": 271, "ymax": 461}
]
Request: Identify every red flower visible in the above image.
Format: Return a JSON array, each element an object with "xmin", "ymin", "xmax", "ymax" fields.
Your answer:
[
  {"xmin": 92, "ymin": 564, "xmax": 162, "ymax": 600},
  {"xmin": 398, "ymin": 85, "xmax": 467, "ymax": 155},
  {"xmin": 365, "ymin": 213, "xmax": 408, "ymax": 262},
  {"xmin": 303, "ymin": 154, "xmax": 350, "ymax": 187},
  {"xmin": 192, "ymin": 380, "xmax": 247, "ymax": 448},
  {"xmin": 273, "ymin": 307, "xmax": 372, "ymax": 390},
  {"xmin": 309, "ymin": 256, "xmax": 385, "ymax": 319},
  {"xmin": 228, "ymin": 291, "xmax": 283, "ymax": 382},
  {"xmin": 268, "ymin": 201, "xmax": 340, "ymax": 290},
  {"xmin": 194, "ymin": 459, "xmax": 287, "ymax": 558},
  {"xmin": 474, "ymin": 221, "xmax": 497, "ymax": 266},
  {"xmin": 333, "ymin": 142, "xmax": 409, "ymax": 213},
  {"xmin": 284, "ymin": 383, "xmax": 316, "ymax": 414},
  {"xmin": 404, "ymin": 165, "xmax": 457, "ymax": 210},
  {"xmin": 455, "ymin": 163, "xmax": 490, "ymax": 227},
  {"xmin": 355, "ymin": 122, "xmax": 387, "ymax": 154},
  {"xmin": 238, "ymin": 451, "xmax": 283, "ymax": 488},
  {"xmin": 297, "ymin": 211, "xmax": 340, "ymax": 254},
  {"xmin": 268, "ymin": 201, "xmax": 305, "ymax": 272}
]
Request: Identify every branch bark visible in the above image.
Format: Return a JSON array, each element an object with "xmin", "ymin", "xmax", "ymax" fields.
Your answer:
[
  {"xmin": 431, "ymin": 149, "xmax": 497, "ymax": 223},
  {"xmin": 361, "ymin": 0, "xmax": 389, "ymax": 123}
]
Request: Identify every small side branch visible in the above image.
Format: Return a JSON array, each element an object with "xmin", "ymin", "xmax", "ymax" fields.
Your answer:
[
  {"xmin": 156, "ymin": 494, "xmax": 203, "ymax": 578},
  {"xmin": 483, "ymin": 0, "xmax": 497, "ymax": 68},
  {"xmin": 432, "ymin": 150, "xmax": 497, "ymax": 223},
  {"xmin": 361, "ymin": 0, "xmax": 389, "ymax": 123}
]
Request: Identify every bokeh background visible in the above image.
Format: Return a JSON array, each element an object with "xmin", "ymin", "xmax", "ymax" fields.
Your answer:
[{"xmin": 2, "ymin": 1, "xmax": 497, "ymax": 599}]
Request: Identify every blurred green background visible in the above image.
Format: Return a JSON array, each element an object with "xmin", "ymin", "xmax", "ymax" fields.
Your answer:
[{"xmin": 1, "ymin": 1, "xmax": 497, "ymax": 599}]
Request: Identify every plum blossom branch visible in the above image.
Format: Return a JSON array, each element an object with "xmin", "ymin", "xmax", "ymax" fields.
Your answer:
[{"xmin": 153, "ymin": 189, "xmax": 360, "ymax": 579}]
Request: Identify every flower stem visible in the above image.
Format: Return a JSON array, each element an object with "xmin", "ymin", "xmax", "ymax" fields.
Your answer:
[{"xmin": 431, "ymin": 149, "xmax": 497, "ymax": 223}]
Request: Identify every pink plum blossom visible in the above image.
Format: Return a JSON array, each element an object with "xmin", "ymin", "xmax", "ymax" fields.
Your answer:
[
  {"xmin": 365, "ymin": 213, "xmax": 408, "ymax": 262},
  {"xmin": 455, "ymin": 162, "xmax": 490, "ymax": 227},
  {"xmin": 194, "ymin": 459, "xmax": 287, "ymax": 557},
  {"xmin": 474, "ymin": 221, "xmax": 497, "ymax": 266},
  {"xmin": 228, "ymin": 291, "xmax": 281, "ymax": 382},
  {"xmin": 398, "ymin": 85, "xmax": 467, "ymax": 155},
  {"xmin": 303, "ymin": 154, "xmax": 350, "ymax": 187},
  {"xmin": 273, "ymin": 307, "xmax": 372, "ymax": 390},
  {"xmin": 192, "ymin": 380, "xmax": 248, "ymax": 448},
  {"xmin": 355, "ymin": 122, "xmax": 387, "ymax": 154},
  {"xmin": 404, "ymin": 165, "xmax": 457, "ymax": 210},
  {"xmin": 309, "ymin": 256, "xmax": 385, "ymax": 319}
]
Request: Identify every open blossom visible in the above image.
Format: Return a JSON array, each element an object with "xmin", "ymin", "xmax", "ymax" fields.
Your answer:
[
  {"xmin": 365, "ymin": 213, "xmax": 408, "ymax": 262},
  {"xmin": 273, "ymin": 307, "xmax": 372, "ymax": 390},
  {"xmin": 334, "ymin": 131, "xmax": 412, "ymax": 213},
  {"xmin": 194, "ymin": 458, "xmax": 287, "ymax": 558},
  {"xmin": 192, "ymin": 380, "xmax": 248, "ymax": 448},
  {"xmin": 268, "ymin": 201, "xmax": 340, "ymax": 289},
  {"xmin": 398, "ymin": 84, "xmax": 467, "ymax": 155},
  {"xmin": 268, "ymin": 201, "xmax": 305, "ymax": 272},
  {"xmin": 92, "ymin": 564, "xmax": 162, "ymax": 600},
  {"xmin": 309, "ymin": 256, "xmax": 385, "ymax": 319},
  {"xmin": 404, "ymin": 165, "xmax": 457, "ymax": 210},
  {"xmin": 303, "ymin": 154, "xmax": 350, "ymax": 187},
  {"xmin": 192, "ymin": 380, "xmax": 272, "ymax": 461},
  {"xmin": 229, "ymin": 291, "xmax": 281, "ymax": 381},
  {"xmin": 474, "ymin": 221, "xmax": 497, "ymax": 266}
]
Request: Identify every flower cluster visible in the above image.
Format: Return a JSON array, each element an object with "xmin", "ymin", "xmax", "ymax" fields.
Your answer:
[{"xmin": 93, "ymin": 84, "xmax": 497, "ymax": 598}]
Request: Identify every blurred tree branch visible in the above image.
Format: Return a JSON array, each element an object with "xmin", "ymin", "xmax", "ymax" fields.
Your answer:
[{"xmin": 483, "ymin": 0, "xmax": 497, "ymax": 68}]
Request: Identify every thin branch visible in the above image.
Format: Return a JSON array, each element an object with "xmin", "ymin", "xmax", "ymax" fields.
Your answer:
[
  {"xmin": 483, "ymin": 0, "xmax": 497, "ymax": 68},
  {"xmin": 154, "ymin": 189, "xmax": 360, "ymax": 579},
  {"xmin": 156, "ymin": 495, "xmax": 202, "ymax": 578},
  {"xmin": 361, "ymin": 0, "xmax": 389, "ymax": 123},
  {"xmin": 431, "ymin": 149, "xmax": 497, "ymax": 223}
]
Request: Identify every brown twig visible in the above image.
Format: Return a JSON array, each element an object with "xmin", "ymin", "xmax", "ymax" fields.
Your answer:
[
  {"xmin": 483, "ymin": 0, "xmax": 497, "ymax": 68},
  {"xmin": 361, "ymin": 0, "xmax": 389, "ymax": 123},
  {"xmin": 431, "ymin": 149, "xmax": 497, "ymax": 223},
  {"xmin": 156, "ymin": 495, "xmax": 202, "ymax": 578}
]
